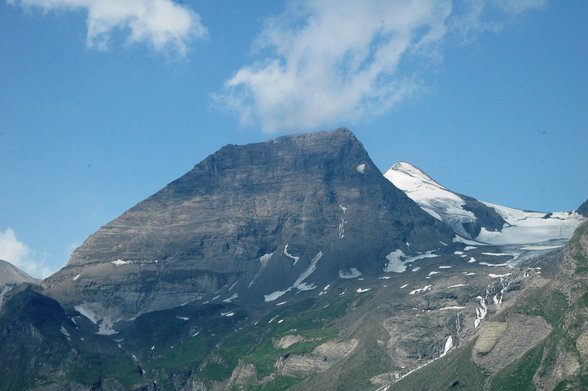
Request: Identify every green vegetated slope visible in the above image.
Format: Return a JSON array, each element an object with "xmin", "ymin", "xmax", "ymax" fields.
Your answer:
[
  {"xmin": 0, "ymin": 279, "xmax": 367, "ymax": 391},
  {"xmin": 197, "ymin": 295, "xmax": 356, "ymax": 390},
  {"xmin": 388, "ymin": 340, "xmax": 486, "ymax": 391}
]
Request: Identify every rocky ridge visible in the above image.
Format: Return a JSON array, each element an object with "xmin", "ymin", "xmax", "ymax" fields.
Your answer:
[{"xmin": 0, "ymin": 259, "xmax": 38, "ymax": 306}]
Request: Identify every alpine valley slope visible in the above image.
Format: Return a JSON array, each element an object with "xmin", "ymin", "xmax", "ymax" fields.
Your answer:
[{"xmin": 2, "ymin": 128, "xmax": 586, "ymax": 391}]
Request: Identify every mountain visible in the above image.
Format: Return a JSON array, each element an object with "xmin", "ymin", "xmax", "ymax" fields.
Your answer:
[
  {"xmin": 4, "ymin": 129, "xmax": 586, "ymax": 391},
  {"xmin": 0, "ymin": 285, "xmax": 145, "ymax": 391},
  {"xmin": 578, "ymin": 199, "xmax": 588, "ymax": 217},
  {"xmin": 385, "ymin": 162, "xmax": 585, "ymax": 245},
  {"xmin": 0, "ymin": 259, "xmax": 38, "ymax": 287},
  {"xmin": 0, "ymin": 259, "xmax": 38, "ymax": 306},
  {"xmin": 44, "ymin": 128, "xmax": 453, "ymax": 332}
]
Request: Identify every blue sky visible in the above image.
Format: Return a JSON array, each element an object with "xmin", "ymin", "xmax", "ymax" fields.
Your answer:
[{"xmin": 1, "ymin": 0, "xmax": 586, "ymax": 278}]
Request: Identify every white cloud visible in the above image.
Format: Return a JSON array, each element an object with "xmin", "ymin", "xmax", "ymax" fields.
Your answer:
[
  {"xmin": 0, "ymin": 228, "xmax": 52, "ymax": 279},
  {"xmin": 217, "ymin": 0, "xmax": 451, "ymax": 133},
  {"xmin": 492, "ymin": 0, "xmax": 547, "ymax": 16},
  {"xmin": 449, "ymin": 0, "xmax": 547, "ymax": 40},
  {"xmin": 216, "ymin": 0, "xmax": 548, "ymax": 133},
  {"xmin": 9, "ymin": 0, "xmax": 207, "ymax": 56}
]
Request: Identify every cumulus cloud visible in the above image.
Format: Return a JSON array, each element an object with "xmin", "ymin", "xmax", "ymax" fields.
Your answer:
[
  {"xmin": 0, "ymin": 228, "xmax": 52, "ymax": 279},
  {"xmin": 216, "ymin": 0, "xmax": 548, "ymax": 133},
  {"xmin": 8, "ymin": 0, "xmax": 207, "ymax": 56}
]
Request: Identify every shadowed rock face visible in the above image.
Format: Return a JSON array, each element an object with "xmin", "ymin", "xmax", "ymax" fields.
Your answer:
[
  {"xmin": 460, "ymin": 195, "xmax": 506, "ymax": 238},
  {"xmin": 577, "ymin": 199, "xmax": 588, "ymax": 217},
  {"xmin": 0, "ymin": 260, "xmax": 38, "ymax": 306},
  {"xmin": 44, "ymin": 128, "xmax": 452, "ymax": 321}
]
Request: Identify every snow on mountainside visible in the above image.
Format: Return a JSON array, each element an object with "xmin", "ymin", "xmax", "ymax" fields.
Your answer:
[
  {"xmin": 476, "ymin": 203, "xmax": 584, "ymax": 245},
  {"xmin": 385, "ymin": 162, "xmax": 585, "ymax": 246},
  {"xmin": 384, "ymin": 162, "xmax": 477, "ymax": 238}
]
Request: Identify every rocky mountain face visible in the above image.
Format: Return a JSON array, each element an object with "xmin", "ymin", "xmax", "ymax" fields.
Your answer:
[
  {"xmin": 0, "ymin": 259, "xmax": 38, "ymax": 306},
  {"xmin": 2, "ymin": 128, "xmax": 586, "ymax": 391},
  {"xmin": 578, "ymin": 198, "xmax": 588, "ymax": 217},
  {"xmin": 44, "ymin": 128, "xmax": 453, "ymax": 330}
]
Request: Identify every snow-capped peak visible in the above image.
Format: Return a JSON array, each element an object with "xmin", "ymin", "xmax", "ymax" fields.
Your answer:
[
  {"xmin": 385, "ymin": 162, "xmax": 477, "ymax": 238},
  {"xmin": 385, "ymin": 161, "xmax": 586, "ymax": 246},
  {"xmin": 388, "ymin": 162, "xmax": 446, "ymax": 190}
]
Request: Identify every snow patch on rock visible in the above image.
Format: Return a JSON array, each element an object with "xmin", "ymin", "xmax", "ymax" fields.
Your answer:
[
  {"xmin": 384, "ymin": 249, "xmax": 406, "ymax": 273},
  {"xmin": 409, "ymin": 285, "xmax": 432, "ymax": 295},
  {"xmin": 111, "ymin": 259, "xmax": 132, "ymax": 267},
  {"xmin": 283, "ymin": 244, "xmax": 300, "ymax": 265},
  {"xmin": 264, "ymin": 251, "xmax": 323, "ymax": 301},
  {"xmin": 440, "ymin": 336, "xmax": 453, "ymax": 357},
  {"xmin": 339, "ymin": 268, "xmax": 362, "ymax": 279}
]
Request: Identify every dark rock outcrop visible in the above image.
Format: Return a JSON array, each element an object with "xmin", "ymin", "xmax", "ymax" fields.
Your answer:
[
  {"xmin": 577, "ymin": 199, "xmax": 588, "ymax": 217},
  {"xmin": 460, "ymin": 195, "xmax": 507, "ymax": 238}
]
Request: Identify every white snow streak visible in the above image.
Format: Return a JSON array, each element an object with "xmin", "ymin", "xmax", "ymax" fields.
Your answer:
[
  {"xmin": 111, "ymin": 259, "xmax": 132, "ymax": 266},
  {"xmin": 488, "ymin": 273, "xmax": 512, "ymax": 278},
  {"xmin": 283, "ymin": 244, "xmax": 300, "ymax": 265},
  {"xmin": 409, "ymin": 285, "xmax": 432, "ymax": 295},
  {"xmin": 440, "ymin": 336, "xmax": 453, "ymax": 357},
  {"xmin": 264, "ymin": 251, "xmax": 323, "ymax": 301}
]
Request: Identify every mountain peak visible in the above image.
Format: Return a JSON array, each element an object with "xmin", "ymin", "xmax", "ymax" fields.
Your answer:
[
  {"xmin": 385, "ymin": 161, "xmax": 457, "ymax": 208},
  {"xmin": 388, "ymin": 161, "xmax": 444, "ymax": 189},
  {"xmin": 45, "ymin": 128, "xmax": 452, "ymax": 322},
  {"xmin": 577, "ymin": 199, "xmax": 588, "ymax": 217},
  {"xmin": 0, "ymin": 260, "xmax": 38, "ymax": 287}
]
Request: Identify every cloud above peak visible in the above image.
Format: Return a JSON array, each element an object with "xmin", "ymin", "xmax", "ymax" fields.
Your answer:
[
  {"xmin": 0, "ymin": 228, "xmax": 52, "ymax": 279},
  {"xmin": 9, "ymin": 0, "xmax": 207, "ymax": 56},
  {"xmin": 218, "ymin": 0, "xmax": 451, "ymax": 133},
  {"xmin": 217, "ymin": 0, "xmax": 548, "ymax": 133}
]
